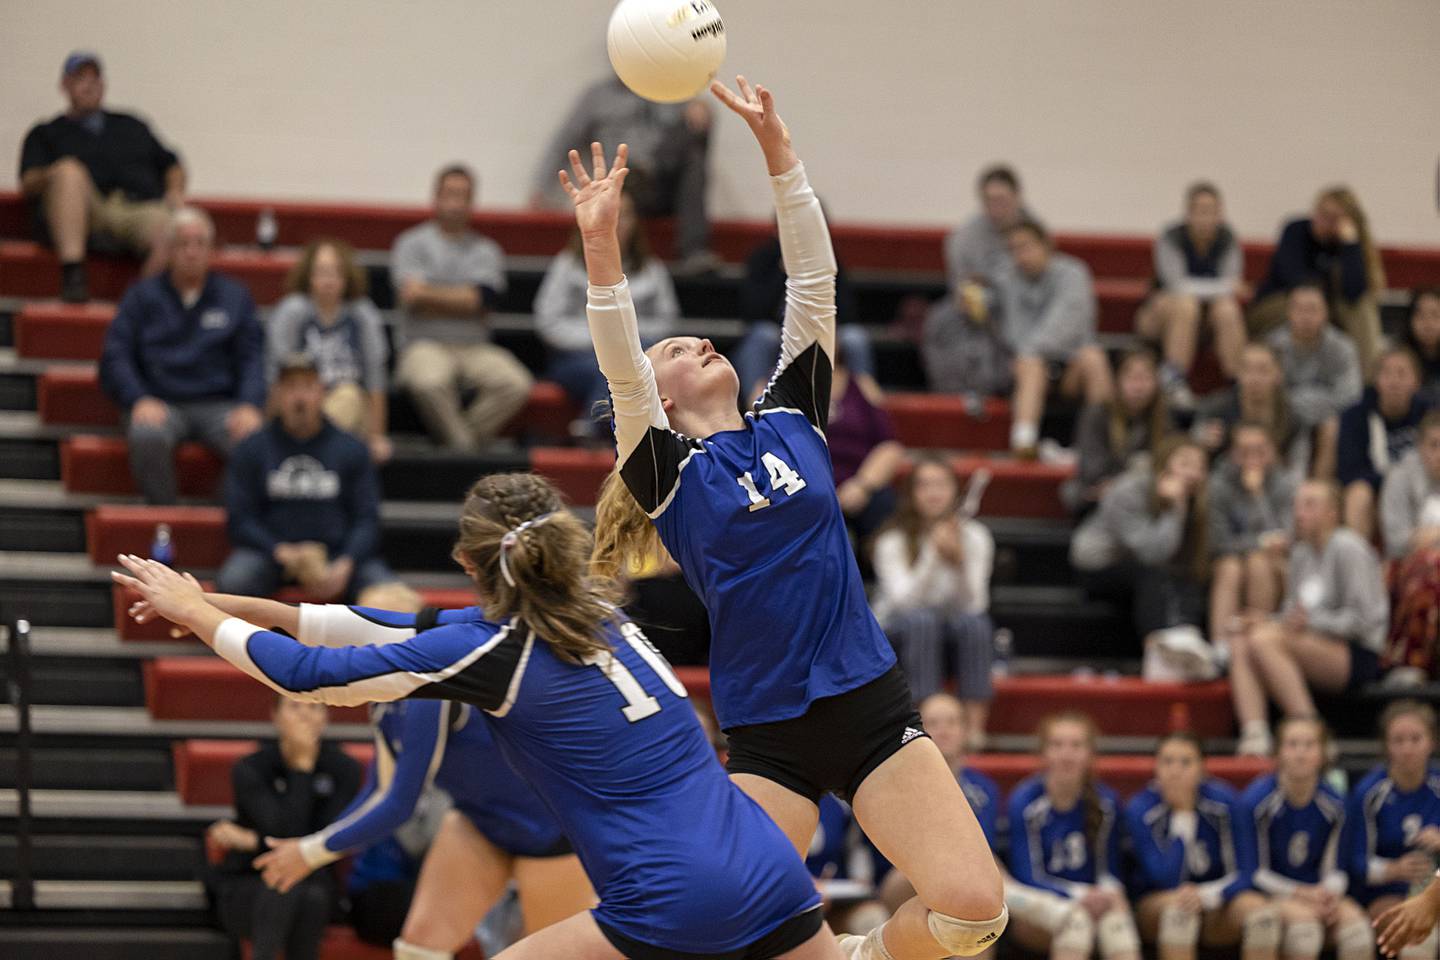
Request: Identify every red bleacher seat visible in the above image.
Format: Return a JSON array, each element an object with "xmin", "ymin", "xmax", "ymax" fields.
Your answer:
[
  {"xmin": 1, "ymin": 241, "xmax": 292, "ymax": 303},
  {"xmin": 37, "ymin": 365, "xmax": 119, "ymax": 425},
  {"xmin": 87, "ymin": 504, "xmax": 229, "ymax": 568},
  {"xmin": 174, "ymin": 738, "xmax": 376, "ymax": 807},
  {"xmin": 886, "ymin": 394, "xmax": 1010, "ymax": 451},
  {"xmin": 989, "ymin": 675, "xmax": 1235, "ymax": 737},
  {"xmin": 144, "ymin": 657, "xmax": 369, "ymax": 724},
  {"xmin": 61, "ymin": 434, "xmax": 223, "ymax": 497},
  {"xmin": 14, "ymin": 301, "xmax": 116, "ymax": 360},
  {"xmin": 530, "ymin": 447, "xmax": 615, "ymax": 506},
  {"xmin": 968, "ymin": 752, "xmax": 1271, "ymax": 798},
  {"xmin": 947, "ymin": 456, "xmax": 1071, "ymax": 520}
]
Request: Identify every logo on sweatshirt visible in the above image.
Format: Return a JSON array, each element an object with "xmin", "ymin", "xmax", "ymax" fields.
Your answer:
[
  {"xmin": 200, "ymin": 308, "xmax": 229, "ymax": 330},
  {"xmin": 267, "ymin": 455, "xmax": 340, "ymax": 500}
]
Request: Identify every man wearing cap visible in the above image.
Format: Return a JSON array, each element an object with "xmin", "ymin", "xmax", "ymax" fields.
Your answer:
[
  {"xmin": 18, "ymin": 51, "xmax": 186, "ymax": 301},
  {"xmin": 218, "ymin": 353, "xmax": 394, "ymax": 602}
]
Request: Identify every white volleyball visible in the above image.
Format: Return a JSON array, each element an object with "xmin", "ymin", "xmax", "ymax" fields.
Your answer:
[{"xmin": 607, "ymin": 0, "xmax": 727, "ymax": 104}]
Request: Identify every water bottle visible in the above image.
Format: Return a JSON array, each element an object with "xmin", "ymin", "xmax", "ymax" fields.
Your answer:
[
  {"xmin": 150, "ymin": 523, "xmax": 175, "ymax": 567},
  {"xmin": 990, "ymin": 628, "xmax": 1013, "ymax": 679},
  {"xmin": 256, "ymin": 208, "xmax": 278, "ymax": 251}
]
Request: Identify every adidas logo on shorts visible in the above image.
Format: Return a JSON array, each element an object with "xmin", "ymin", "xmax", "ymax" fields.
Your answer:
[{"xmin": 900, "ymin": 726, "xmax": 924, "ymax": 745}]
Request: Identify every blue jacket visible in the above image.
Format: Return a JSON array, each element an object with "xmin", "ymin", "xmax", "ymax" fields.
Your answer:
[
  {"xmin": 1255, "ymin": 218, "xmax": 1370, "ymax": 304},
  {"xmin": 224, "ymin": 420, "xmax": 380, "ymax": 561},
  {"xmin": 1345, "ymin": 764, "xmax": 1440, "ymax": 905},
  {"xmin": 100, "ymin": 271, "xmax": 265, "ymax": 409},
  {"xmin": 1123, "ymin": 779, "xmax": 1252, "ymax": 907},
  {"xmin": 1336, "ymin": 388, "xmax": 1427, "ymax": 490}
]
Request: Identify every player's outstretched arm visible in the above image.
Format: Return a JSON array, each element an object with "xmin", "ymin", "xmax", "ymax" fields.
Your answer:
[
  {"xmin": 559, "ymin": 141, "xmax": 629, "ymax": 288},
  {"xmin": 1376, "ymin": 880, "xmax": 1440, "ymax": 957},
  {"xmin": 710, "ymin": 76, "xmax": 798, "ymax": 176}
]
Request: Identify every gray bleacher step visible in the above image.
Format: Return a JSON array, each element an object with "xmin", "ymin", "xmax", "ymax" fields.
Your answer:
[
  {"xmin": 2, "ymin": 656, "xmax": 143, "ymax": 708},
  {"xmin": 989, "ymin": 584, "xmax": 1135, "ymax": 659},
  {"xmin": 0, "ymin": 927, "xmax": 230, "ymax": 960},
  {"xmin": 0, "ymin": 503, "xmax": 85, "ymax": 552},
  {"xmin": 0, "ymin": 788, "xmax": 227, "ymax": 824},
  {"xmin": 0, "ymin": 746, "xmax": 171, "ymax": 792},
  {"xmin": 0, "ymin": 704, "xmax": 369, "ymax": 742},
  {"xmin": 2, "ymin": 625, "xmax": 205, "ymax": 659},
  {"xmin": 0, "ymin": 878, "xmax": 208, "ymax": 911},
  {"xmin": 0, "ymin": 834, "xmax": 203, "ymax": 881}
]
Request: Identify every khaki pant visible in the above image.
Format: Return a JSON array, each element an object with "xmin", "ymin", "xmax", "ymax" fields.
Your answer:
[
  {"xmin": 396, "ymin": 339, "xmax": 532, "ymax": 451},
  {"xmin": 1248, "ymin": 291, "xmax": 1382, "ymax": 379},
  {"xmin": 323, "ymin": 382, "xmax": 369, "ymax": 436},
  {"xmin": 88, "ymin": 189, "xmax": 169, "ymax": 253}
]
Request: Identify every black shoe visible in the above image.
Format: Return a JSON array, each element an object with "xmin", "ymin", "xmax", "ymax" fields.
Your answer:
[{"xmin": 60, "ymin": 261, "xmax": 89, "ymax": 303}]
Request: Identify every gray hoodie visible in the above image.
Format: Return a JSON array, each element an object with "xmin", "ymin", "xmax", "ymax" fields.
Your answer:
[
  {"xmin": 1267, "ymin": 325, "xmax": 1362, "ymax": 428},
  {"xmin": 1379, "ymin": 448, "xmax": 1440, "ymax": 560},
  {"xmin": 1207, "ymin": 461, "xmax": 1296, "ymax": 557},
  {"xmin": 1070, "ymin": 469, "xmax": 1186, "ymax": 572},
  {"xmin": 993, "ymin": 252, "xmax": 1097, "ymax": 362},
  {"xmin": 1283, "ymin": 527, "xmax": 1388, "ymax": 652}
]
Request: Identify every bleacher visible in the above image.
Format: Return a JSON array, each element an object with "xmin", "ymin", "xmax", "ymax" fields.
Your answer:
[{"xmin": 1, "ymin": 188, "xmax": 1438, "ymax": 958}]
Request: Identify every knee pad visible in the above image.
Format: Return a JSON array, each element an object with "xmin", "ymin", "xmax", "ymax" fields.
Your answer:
[
  {"xmin": 1281, "ymin": 918, "xmax": 1324, "ymax": 959},
  {"xmin": 927, "ymin": 905, "xmax": 1009, "ymax": 957},
  {"xmin": 392, "ymin": 939, "xmax": 452, "ymax": 960},
  {"xmin": 1335, "ymin": 918, "xmax": 1375, "ymax": 960},
  {"xmin": 1052, "ymin": 906, "xmax": 1096, "ymax": 955},
  {"xmin": 1097, "ymin": 908, "xmax": 1140, "ymax": 958},
  {"xmin": 1242, "ymin": 905, "xmax": 1282, "ymax": 953},
  {"xmin": 1158, "ymin": 904, "xmax": 1201, "ymax": 949},
  {"xmin": 1400, "ymin": 926, "xmax": 1440, "ymax": 960},
  {"xmin": 1004, "ymin": 882, "xmax": 1073, "ymax": 932}
]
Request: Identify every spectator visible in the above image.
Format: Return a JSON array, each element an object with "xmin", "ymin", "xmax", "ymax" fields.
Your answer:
[
  {"xmin": 1267, "ymin": 283, "xmax": 1362, "ymax": 480},
  {"xmin": 1345, "ymin": 702, "xmax": 1440, "ymax": 926},
  {"xmin": 945, "ymin": 164, "xmax": 1031, "ymax": 310},
  {"xmin": 1134, "ymin": 183, "xmax": 1247, "ymax": 402},
  {"xmin": 872, "ymin": 456, "xmax": 995, "ymax": 721},
  {"xmin": 392, "ymin": 164, "xmax": 531, "ymax": 452},
  {"xmin": 18, "ymin": 51, "xmax": 185, "ymax": 300},
  {"xmin": 1238, "ymin": 717, "xmax": 1373, "ymax": 960},
  {"xmin": 1337, "ymin": 347, "xmax": 1427, "ymax": 541},
  {"xmin": 827, "ymin": 353, "xmax": 907, "ymax": 549},
  {"xmin": 994, "ymin": 220, "xmax": 1113, "ymax": 456},
  {"xmin": 1401, "ymin": 288, "xmax": 1440, "ymax": 407},
  {"xmin": 1005, "ymin": 713, "xmax": 1140, "ymax": 960},
  {"xmin": 1193, "ymin": 342, "xmax": 1300, "ymax": 467},
  {"xmin": 267, "ymin": 239, "xmax": 391, "ymax": 462},
  {"xmin": 1071, "ymin": 439, "xmax": 1211, "ymax": 651},
  {"xmin": 98, "ymin": 207, "xmax": 264, "ymax": 504},
  {"xmin": 1063, "ymin": 348, "xmax": 1174, "ymax": 516},
  {"xmin": 1124, "ymin": 732, "xmax": 1277, "ymax": 960},
  {"xmin": 206, "ymin": 698, "xmax": 361, "ymax": 960},
  {"xmin": 534, "ymin": 77, "xmax": 714, "ymax": 269},
  {"xmin": 1207, "ymin": 423, "xmax": 1296, "ymax": 652},
  {"xmin": 217, "ymin": 353, "xmax": 394, "ymax": 601},
  {"xmin": 535, "ymin": 192, "xmax": 677, "ymax": 420},
  {"xmin": 1229, "ymin": 481, "xmax": 1387, "ymax": 756},
  {"xmin": 1379, "ymin": 412, "xmax": 1440, "ymax": 683},
  {"xmin": 1250, "ymin": 186, "xmax": 1387, "ymax": 375}
]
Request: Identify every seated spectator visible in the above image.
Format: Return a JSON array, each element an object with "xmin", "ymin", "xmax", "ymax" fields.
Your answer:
[
  {"xmin": 1379, "ymin": 412, "xmax": 1440, "ymax": 683},
  {"xmin": 994, "ymin": 220, "xmax": 1113, "ymax": 456},
  {"xmin": 1193, "ymin": 342, "xmax": 1300, "ymax": 467},
  {"xmin": 267, "ymin": 239, "xmax": 391, "ymax": 462},
  {"xmin": 1401, "ymin": 288, "xmax": 1440, "ymax": 407},
  {"xmin": 1005, "ymin": 713, "xmax": 1141, "ymax": 960},
  {"xmin": 872, "ymin": 456, "xmax": 994, "ymax": 716},
  {"xmin": 945, "ymin": 164, "xmax": 1031, "ymax": 315},
  {"xmin": 1238, "ymin": 717, "xmax": 1373, "ymax": 960},
  {"xmin": 18, "ymin": 51, "xmax": 185, "ymax": 300},
  {"xmin": 393, "ymin": 164, "xmax": 531, "ymax": 452},
  {"xmin": 1207, "ymin": 423, "xmax": 1296, "ymax": 651},
  {"xmin": 1268, "ymin": 283, "xmax": 1362, "ymax": 479},
  {"xmin": 1229, "ymin": 481, "xmax": 1387, "ymax": 756},
  {"xmin": 534, "ymin": 77, "xmax": 714, "ymax": 269},
  {"xmin": 828, "ymin": 353, "xmax": 907, "ymax": 549},
  {"xmin": 535, "ymin": 190, "xmax": 677, "ymax": 421},
  {"xmin": 98, "ymin": 207, "xmax": 264, "ymax": 504},
  {"xmin": 1124, "ymin": 732, "xmax": 1277, "ymax": 960},
  {"xmin": 1345, "ymin": 702, "xmax": 1440, "ymax": 926},
  {"xmin": 1337, "ymin": 347, "xmax": 1427, "ymax": 541},
  {"xmin": 1071, "ymin": 439, "xmax": 1211, "ymax": 650},
  {"xmin": 1134, "ymin": 183, "xmax": 1247, "ymax": 402},
  {"xmin": 205, "ymin": 697, "xmax": 361, "ymax": 960},
  {"xmin": 217, "ymin": 354, "xmax": 394, "ymax": 601},
  {"xmin": 1250, "ymin": 187, "xmax": 1386, "ymax": 375},
  {"xmin": 1063, "ymin": 348, "xmax": 1174, "ymax": 516}
]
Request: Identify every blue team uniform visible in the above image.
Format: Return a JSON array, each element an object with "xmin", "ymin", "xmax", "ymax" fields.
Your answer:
[
  {"xmin": 212, "ymin": 604, "xmax": 820, "ymax": 955},
  {"xmin": 1008, "ymin": 774, "xmax": 1124, "ymax": 896},
  {"xmin": 1123, "ymin": 780, "xmax": 1250, "ymax": 908},
  {"xmin": 1345, "ymin": 764, "xmax": 1440, "ymax": 905},
  {"xmin": 961, "ymin": 767, "xmax": 1004, "ymax": 851},
  {"xmin": 1238, "ymin": 773, "xmax": 1348, "ymax": 898}
]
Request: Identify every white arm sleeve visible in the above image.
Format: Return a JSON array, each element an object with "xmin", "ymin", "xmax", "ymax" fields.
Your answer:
[
  {"xmin": 296, "ymin": 604, "xmax": 418, "ymax": 648},
  {"xmin": 587, "ymin": 278, "xmax": 670, "ymax": 464},
  {"xmin": 771, "ymin": 161, "xmax": 837, "ymax": 368}
]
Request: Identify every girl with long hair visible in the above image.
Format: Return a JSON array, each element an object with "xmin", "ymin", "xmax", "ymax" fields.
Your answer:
[
  {"xmin": 579, "ymin": 77, "xmax": 1004, "ymax": 960},
  {"xmin": 1194, "ymin": 342, "xmax": 1299, "ymax": 464},
  {"xmin": 1064, "ymin": 348, "xmax": 1173, "ymax": 515}
]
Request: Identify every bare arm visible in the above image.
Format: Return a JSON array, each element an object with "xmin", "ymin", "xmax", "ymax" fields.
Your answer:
[{"xmin": 401, "ymin": 283, "xmax": 483, "ymax": 316}]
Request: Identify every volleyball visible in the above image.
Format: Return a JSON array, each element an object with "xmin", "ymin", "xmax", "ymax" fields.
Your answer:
[{"xmin": 606, "ymin": 0, "xmax": 727, "ymax": 104}]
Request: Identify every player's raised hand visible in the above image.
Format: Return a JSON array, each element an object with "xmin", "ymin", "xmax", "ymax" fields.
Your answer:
[
  {"xmin": 128, "ymin": 570, "xmax": 203, "ymax": 637},
  {"xmin": 559, "ymin": 141, "xmax": 629, "ymax": 239},
  {"xmin": 111, "ymin": 554, "xmax": 210, "ymax": 627},
  {"xmin": 710, "ymin": 76, "xmax": 797, "ymax": 175}
]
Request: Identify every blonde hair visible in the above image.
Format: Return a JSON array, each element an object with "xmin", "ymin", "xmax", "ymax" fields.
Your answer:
[
  {"xmin": 592, "ymin": 468, "xmax": 670, "ymax": 580},
  {"xmin": 1316, "ymin": 185, "xmax": 1386, "ymax": 293},
  {"xmin": 453, "ymin": 473, "xmax": 619, "ymax": 663}
]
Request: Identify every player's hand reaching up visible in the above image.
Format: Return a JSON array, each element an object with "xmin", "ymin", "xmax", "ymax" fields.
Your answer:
[
  {"xmin": 710, "ymin": 76, "xmax": 797, "ymax": 176},
  {"xmin": 112, "ymin": 554, "xmax": 211, "ymax": 629},
  {"xmin": 559, "ymin": 141, "xmax": 630, "ymax": 240}
]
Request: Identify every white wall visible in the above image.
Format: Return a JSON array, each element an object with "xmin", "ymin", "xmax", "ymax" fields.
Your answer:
[{"xmin": 2, "ymin": 0, "xmax": 1438, "ymax": 245}]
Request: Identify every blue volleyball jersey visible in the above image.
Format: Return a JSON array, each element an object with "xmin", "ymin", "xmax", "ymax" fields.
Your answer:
[
  {"xmin": 213, "ymin": 604, "xmax": 820, "ymax": 954},
  {"xmin": 1007, "ymin": 774, "xmax": 1123, "ymax": 897},
  {"xmin": 1239, "ymin": 773, "xmax": 1347, "ymax": 897},
  {"xmin": 1345, "ymin": 764, "xmax": 1440, "ymax": 904},
  {"xmin": 588, "ymin": 163, "xmax": 895, "ymax": 729},
  {"xmin": 960, "ymin": 766, "xmax": 1003, "ymax": 851},
  {"xmin": 1123, "ymin": 780, "xmax": 1250, "ymax": 908}
]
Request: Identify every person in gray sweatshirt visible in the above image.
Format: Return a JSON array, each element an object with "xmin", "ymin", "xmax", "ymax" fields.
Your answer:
[
  {"xmin": 1267, "ymin": 281, "xmax": 1363, "ymax": 479},
  {"xmin": 1230, "ymin": 479, "xmax": 1387, "ymax": 755}
]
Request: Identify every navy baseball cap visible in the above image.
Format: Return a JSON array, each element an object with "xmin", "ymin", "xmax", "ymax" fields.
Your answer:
[{"xmin": 62, "ymin": 51, "xmax": 101, "ymax": 77}]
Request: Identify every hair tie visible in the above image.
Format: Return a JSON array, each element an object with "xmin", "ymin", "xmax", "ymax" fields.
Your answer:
[{"xmin": 499, "ymin": 512, "xmax": 556, "ymax": 588}]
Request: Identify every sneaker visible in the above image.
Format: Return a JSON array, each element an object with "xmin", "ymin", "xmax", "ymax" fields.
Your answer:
[
  {"xmin": 1382, "ymin": 666, "xmax": 1428, "ymax": 690},
  {"xmin": 1037, "ymin": 439, "xmax": 1076, "ymax": 466},
  {"xmin": 1153, "ymin": 626, "xmax": 1221, "ymax": 681},
  {"xmin": 1166, "ymin": 380, "xmax": 1197, "ymax": 412},
  {"xmin": 59, "ymin": 261, "xmax": 89, "ymax": 303},
  {"xmin": 1236, "ymin": 723, "xmax": 1273, "ymax": 757}
]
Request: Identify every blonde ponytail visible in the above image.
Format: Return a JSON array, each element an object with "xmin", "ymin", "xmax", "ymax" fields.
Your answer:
[{"xmin": 591, "ymin": 468, "xmax": 670, "ymax": 580}]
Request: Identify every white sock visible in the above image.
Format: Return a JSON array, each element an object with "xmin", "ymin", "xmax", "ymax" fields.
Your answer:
[{"xmin": 1011, "ymin": 421, "xmax": 1038, "ymax": 450}]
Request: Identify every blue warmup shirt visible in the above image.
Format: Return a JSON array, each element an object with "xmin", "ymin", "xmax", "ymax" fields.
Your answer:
[
  {"xmin": 300, "ymin": 697, "xmax": 565, "ymax": 870},
  {"xmin": 960, "ymin": 766, "xmax": 1004, "ymax": 851},
  {"xmin": 99, "ymin": 271, "xmax": 265, "ymax": 409},
  {"xmin": 1346, "ymin": 764, "xmax": 1440, "ymax": 904},
  {"xmin": 1008, "ymin": 774, "xmax": 1123, "ymax": 897},
  {"xmin": 588, "ymin": 163, "xmax": 895, "ymax": 729},
  {"xmin": 212, "ymin": 603, "xmax": 820, "ymax": 955},
  {"xmin": 1123, "ymin": 779, "xmax": 1251, "ymax": 908},
  {"xmin": 1239, "ymin": 773, "xmax": 1347, "ymax": 897}
]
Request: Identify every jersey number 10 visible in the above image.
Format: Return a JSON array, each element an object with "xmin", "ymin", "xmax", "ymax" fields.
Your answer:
[
  {"xmin": 736, "ymin": 451, "xmax": 807, "ymax": 512},
  {"xmin": 583, "ymin": 622, "xmax": 690, "ymax": 722}
]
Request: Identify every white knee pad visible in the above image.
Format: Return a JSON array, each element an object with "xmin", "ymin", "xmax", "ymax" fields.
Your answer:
[
  {"xmin": 1400, "ymin": 926, "xmax": 1440, "ymax": 960},
  {"xmin": 1242, "ymin": 905, "xmax": 1283, "ymax": 953},
  {"xmin": 1281, "ymin": 918, "xmax": 1324, "ymax": 959},
  {"xmin": 1097, "ymin": 908, "xmax": 1140, "ymax": 958},
  {"xmin": 1004, "ymin": 882, "xmax": 1072, "ymax": 932},
  {"xmin": 392, "ymin": 939, "xmax": 453, "ymax": 960},
  {"xmin": 1158, "ymin": 904, "xmax": 1201, "ymax": 949},
  {"xmin": 1335, "ymin": 918, "xmax": 1375, "ymax": 960},
  {"xmin": 1052, "ymin": 906, "xmax": 1096, "ymax": 955},
  {"xmin": 927, "ymin": 905, "xmax": 1009, "ymax": 957}
]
